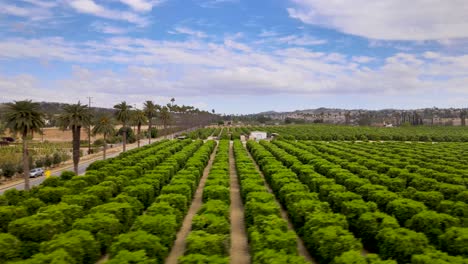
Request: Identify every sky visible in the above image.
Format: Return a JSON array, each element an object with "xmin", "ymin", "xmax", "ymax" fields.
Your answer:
[{"xmin": 1, "ymin": 0, "xmax": 468, "ymax": 114}]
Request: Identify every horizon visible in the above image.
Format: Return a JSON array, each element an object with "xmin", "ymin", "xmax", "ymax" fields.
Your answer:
[{"xmin": 1, "ymin": 0, "xmax": 468, "ymax": 114}]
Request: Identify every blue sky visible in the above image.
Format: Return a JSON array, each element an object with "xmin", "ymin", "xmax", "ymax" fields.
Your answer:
[{"xmin": 1, "ymin": 0, "xmax": 468, "ymax": 114}]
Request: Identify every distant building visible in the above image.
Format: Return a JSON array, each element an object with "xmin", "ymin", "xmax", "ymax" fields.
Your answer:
[{"xmin": 249, "ymin": 131, "xmax": 267, "ymax": 141}]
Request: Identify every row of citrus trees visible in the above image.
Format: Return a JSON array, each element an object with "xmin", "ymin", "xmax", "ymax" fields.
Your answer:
[
  {"xmin": 242, "ymin": 124, "xmax": 468, "ymax": 142},
  {"xmin": 179, "ymin": 140, "xmax": 231, "ymax": 263},
  {"xmin": 256, "ymin": 139, "xmax": 467, "ymax": 263},
  {"xmin": 0, "ymin": 139, "xmax": 216, "ymax": 263}
]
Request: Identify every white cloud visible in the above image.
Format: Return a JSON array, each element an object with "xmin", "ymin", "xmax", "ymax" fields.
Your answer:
[
  {"xmin": 171, "ymin": 27, "xmax": 208, "ymax": 38},
  {"xmin": 276, "ymin": 35, "xmax": 327, "ymax": 46},
  {"xmin": 118, "ymin": 0, "xmax": 164, "ymax": 12},
  {"xmin": 1, "ymin": 36, "xmax": 468, "ymax": 108},
  {"xmin": 288, "ymin": 0, "xmax": 468, "ymax": 41},
  {"xmin": 352, "ymin": 56, "xmax": 375, "ymax": 63},
  {"xmin": 67, "ymin": 0, "xmax": 149, "ymax": 26},
  {"xmin": 91, "ymin": 21, "xmax": 128, "ymax": 34},
  {"xmin": 259, "ymin": 30, "xmax": 279, "ymax": 37}
]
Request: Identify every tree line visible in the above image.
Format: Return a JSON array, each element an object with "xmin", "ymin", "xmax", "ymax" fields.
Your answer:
[{"xmin": 1, "ymin": 99, "xmax": 218, "ymax": 190}]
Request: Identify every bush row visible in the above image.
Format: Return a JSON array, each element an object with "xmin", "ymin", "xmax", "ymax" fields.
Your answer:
[
  {"xmin": 233, "ymin": 140, "xmax": 309, "ymax": 264},
  {"xmin": 106, "ymin": 140, "xmax": 216, "ymax": 264},
  {"xmin": 248, "ymin": 141, "xmax": 394, "ymax": 264},
  {"xmin": 268, "ymin": 140, "xmax": 468, "ymax": 263},
  {"xmin": 0, "ymin": 140, "xmax": 195, "ymax": 263},
  {"xmin": 180, "ymin": 140, "xmax": 230, "ymax": 263},
  {"xmin": 283, "ymin": 140, "xmax": 468, "ymax": 256}
]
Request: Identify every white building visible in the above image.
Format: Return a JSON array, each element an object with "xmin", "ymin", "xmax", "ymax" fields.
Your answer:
[{"xmin": 249, "ymin": 131, "xmax": 267, "ymax": 141}]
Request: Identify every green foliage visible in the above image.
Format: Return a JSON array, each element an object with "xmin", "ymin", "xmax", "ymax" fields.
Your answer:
[
  {"xmin": 355, "ymin": 212, "xmax": 399, "ymax": 250},
  {"xmin": 438, "ymin": 227, "xmax": 468, "ymax": 257},
  {"xmin": 303, "ymin": 226, "xmax": 362, "ymax": 264},
  {"xmin": 8, "ymin": 216, "xmax": 65, "ymax": 242},
  {"xmin": 110, "ymin": 230, "xmax": 168, "ymax": 263},
  {"xmin": 107, "ymin": 250, "xmax": 157, "ymax": 264},
  {"xmin": 331, "ymin": 250, "xmax": 397, "ymax": 264},
  {"xmin": 36, "ymin": 186, "xmax": 70, "ymax": 204},
  {"xmin": 253, "ymin": 249, "xmax": 310, "ymax": 264},
  {"xmin": 72, "ymin": 213, "xmax": 122, "ymax": 252},
  {"xmin": 40, "ymin": 230, "xmax": 100, "ymax": 264},
  {"xmin": 192, "ymin": 213, "xmax": 230, "ymax": 234},
  {"xmin": 0, "ymin": 233, "xmax": 21, "ymax": 262},
  {"xmin": 185, "ymin": 230, "xmax": 229, "ymax": 256},
  {"xmin": 21, "ymin": 249, "xmax": 76, "ymax": 264},
  {"xmin": 202, "ymin": 185, "xmax": 230, "ymax": 204},
  {"xmin": 61, "ymin": 194, "xmax": 101, "ymax": 210},
  {"xmin": 89, "ymin": 202, "xmax": 135, "ymax": 230},
  {"xmin": 0, "ymin": 206, "xmax": 27, "ymax": 232},
  {"xmin": 179, "ymin": 254, "xmax": 229, "ymax": 264},
  {"xmin": 60, "ymin": 171, "xmax": 76, "ymax": 181},
  {"xmin": 376, "ymin": 228, "xmax": 429, "ymax": 263},
  {"xmin": 406, "ymin": 211, "xmax": 459, "ymax": 244},
  {"xmin": 132, "ymin": 214, "xmax": 177, "ymax": 247},
  {"xmin": 386, "ymin": 198, "xmax": 427, "ymax": 224}
]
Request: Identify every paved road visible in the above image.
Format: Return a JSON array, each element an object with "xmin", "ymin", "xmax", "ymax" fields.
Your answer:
[{"xmin": 0, "ymin": 130, "xmax": 192, "ymax": 194}]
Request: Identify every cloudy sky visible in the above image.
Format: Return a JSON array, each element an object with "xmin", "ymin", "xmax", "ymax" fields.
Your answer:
[{"xmin": 1, "ymin": 0, "xmax": 468, "ymax": 114}]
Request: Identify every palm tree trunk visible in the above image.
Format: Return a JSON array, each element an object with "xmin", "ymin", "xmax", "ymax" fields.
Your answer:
[
  {"xmin": 148, "ymin": 120, "xmax": 152, "ymax": 144},
  {"xmin": 22, "ymin": 130, "xmax": 30, "ymax": 191},
  {"xmin": 73, "ymin": 126, "xmax": 81, "ymax": 175},
  {"xmin": 103, "ymin": 134, "xmax": 107, "ymax": 160},
  {"xmin": 122, "ymin": 125, "xmax": 127, "ymax": 152},
  {"xmin": 137, "ymin": 124, "xmax": 141, "ymax": 148}
]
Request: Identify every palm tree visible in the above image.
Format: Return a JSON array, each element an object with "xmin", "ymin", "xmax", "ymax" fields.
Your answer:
[
  {"xmin": 5, "ymin": 100, "xmax": 45, "ymax": 190},
  {"xmin": 170, "ymin": 97, "xmax": 175, "ymax": 107},
  {"xmin": 58, "ymin": 102, "xmax": 91, "ymax": 175},
  {"xmin": 143, "ymin": 101, "xmax": 158, "ymax": 144},
  {"xmin": 160, "ymin": 106, "xmax": 171, "ymax": 130},
  {"xmin": 132, "ymin": 109, "xmax": 147, "ymax": 148},
  {"xmin": 92, "ymin": 115, "xmax": 115, "ymax": 160},
  {"xmin": 114, "ymin": 101, "xmax": 132, "ymax": 152}
]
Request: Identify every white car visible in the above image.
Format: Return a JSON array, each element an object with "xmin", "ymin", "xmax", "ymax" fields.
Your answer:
[{"xmin": 29, "ymin": 168, "xmax": 44, "ymax": 178}]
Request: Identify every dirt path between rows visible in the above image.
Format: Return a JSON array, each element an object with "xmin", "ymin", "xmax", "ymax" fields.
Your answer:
[
  {"xmin": 243, "ymin": 144, "xmax": 316, "ymax": 263},
  {"xmin": 229, "ymin": 142, "xmax": 251, "ymax": 264},
  {"xmin": 165, "ymin": 143, "xmax": 219, "ymax": 264}
]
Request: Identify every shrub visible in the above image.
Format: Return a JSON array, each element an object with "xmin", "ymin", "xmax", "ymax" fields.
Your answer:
[
  {"xmin": 202, "ymin": 186, "xmax": 230, "ymax": 204},
  {"xmin": 355, "ymin": 212, "xmax": 399, "ymax": 251},
  {"xmin": 179, "ymin": 254, "xmax": 229, "ymax": 264},
  {"xmin": 61, "ymin": 194, "xmax": 101, "ymax": 210},
  {"xmin": 72, "ymin": 213, "xmax": 122, "ymax": 252},
  {"xmin": 89, "ymin": 202, "xmax": 135, "ymax": 231},
  {"xmin": 22, "ymin": 249, "xmax": 76, "ymax": 264},
  {"xmin": 331, "ymin": 250, "xmax": 397, "ymax": 264},
  {"xmin": 8, "ymin": 216, "xmax": 65, "ymax": 242},
  {"xmin": 19, "ymin": 198, "xmax": 45, "ymax": 215},
  {"xmin": 0, "ymin": 206, "xmax": 27, "ymax": 232},
  {"xmin": 386, "ymin": 198, "xmax": 427, "ymax": 225},
  {"xmin": 406, "ymin": 211, "xmax": 459, "ymax": 244},
  {"xmin": 110, "ymin": 230, "xmax": 168, "ymax": 263},
  {"xmin": 0, "ymin": 233, "xmax": 21, "ymax": 262},
  {"xmin": 107, "ymin": 250, "xmax": 157, "ymax": 264},
  {"xmin": 40, "ymin": 230, "xmax": 100, "ymax": 264},
  {"xmin": 36, "ymin": 186, "xmax": 70, "ymax": 204},
  {"xmin": 185, "ymin": 230, "xmax": 229, "ymax": 256},
  {"xmin": 438, "ymin": 227, "xmax": 468, "ymax": 257},
  {"xmin": 303, "ymin": 226, "xmax": 362, "ymax": 264},
  {"xmin": 124, "ymin": 184, "xmax": 156, "ymax": 208},
  {"xmin": 253, "ymin": 249, "xmax": 309, "ymax": 264},
  {"xmin": 60, "ymin": 171, "xmax": 76, "ymax": 181},
  {"xmin": 376, "ymin": 228, "xmax": 429, "ymax": 263},
  {"xmin": 192, "ymin": 214, "xmax": 230, "ymax": 234},
  {"xmin": 132, "ymin": 214, "xmax": 177, "ymax": 247}
]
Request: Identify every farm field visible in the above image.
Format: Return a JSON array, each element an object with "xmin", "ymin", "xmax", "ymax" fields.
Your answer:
[
  {"xmin": 0, "ymin": 138, "xmax": 467, "ymax": 264},
  {"xmin": 186, "ymin": 125, "xmax": 468, "ymax": 142}
]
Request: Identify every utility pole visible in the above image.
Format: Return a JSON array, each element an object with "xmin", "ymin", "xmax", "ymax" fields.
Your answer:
[{"xmin": 87, "ymin": 96, "xmax": 93, "ymax": 155}]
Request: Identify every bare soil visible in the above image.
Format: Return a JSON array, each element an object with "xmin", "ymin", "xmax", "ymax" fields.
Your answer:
[
  {"xmin": 244, "ymin": 144, "xmax": 316, "ymax": 263},
  {"xmin": 229, "ymin": 142, "xmax": 251, "ymax": 264},
  {"xmin": 165, "ymin": 143, "xmax": 218, "ymax": 264}
]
